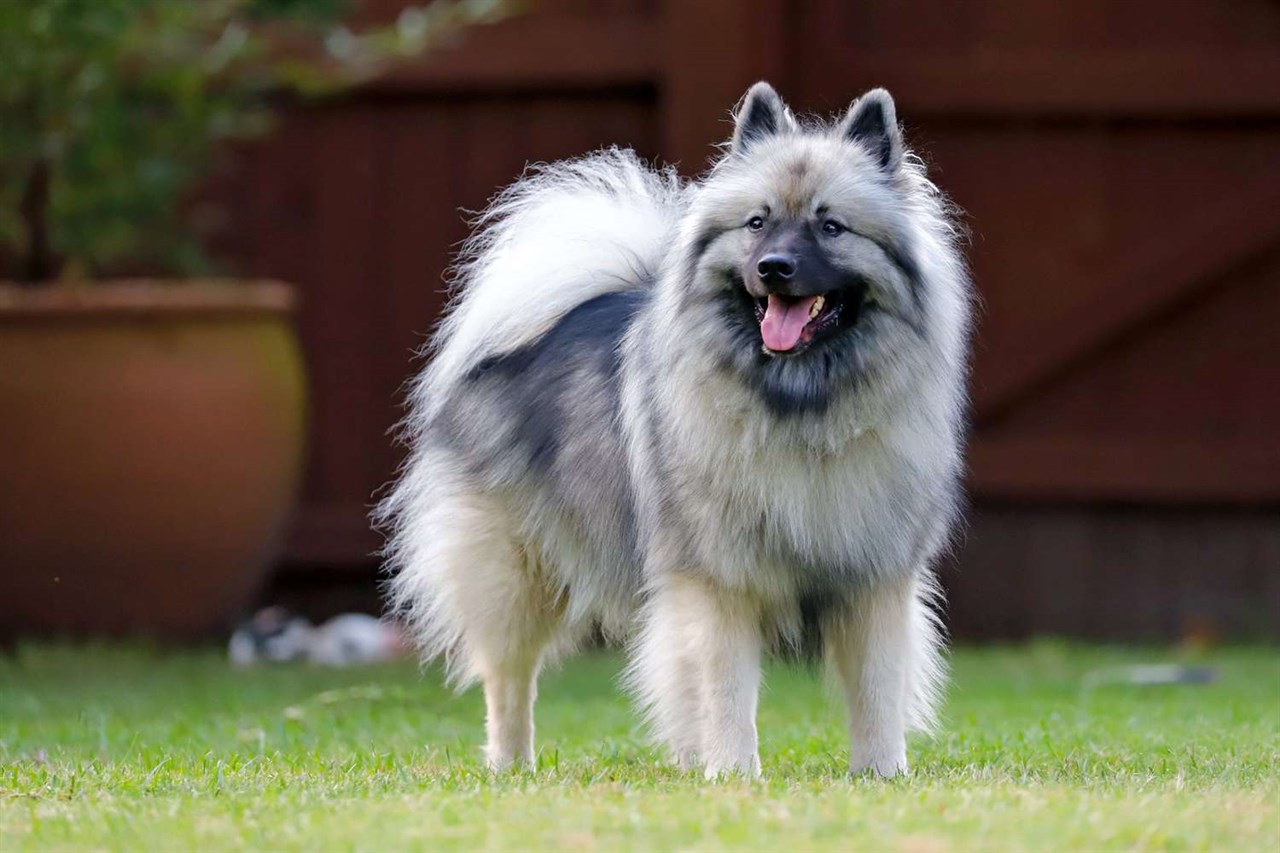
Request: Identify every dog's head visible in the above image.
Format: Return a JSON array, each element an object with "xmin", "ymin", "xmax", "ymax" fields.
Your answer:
[{"xmin": 677, "ymin": 83, "xmax": 956, "ymax": 417}]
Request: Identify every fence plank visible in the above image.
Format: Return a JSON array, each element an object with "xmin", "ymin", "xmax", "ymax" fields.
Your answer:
[
  {"xmin": 660, "ymin": 0, "xmax": 790, "ymax": 171},
  {"xmin": 974, "ymin": 176, "xmax": 1280, "ymax": 421},
  {"xmin": 800, "ymin": 49, "xmax": 1280, "ymax": 117},
  {"xmin": 970, "ymin": 436, "xmax": 1280, "ymax": 502},
  {"xmin": 368, "ymin": 14, "xmax": 660, "ymax": 93}
]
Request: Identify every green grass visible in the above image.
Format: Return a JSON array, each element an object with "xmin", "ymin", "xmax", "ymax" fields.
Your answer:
[{"xmin": 1, "ymin": 643, "xmax": 1277, "ymax": 851}]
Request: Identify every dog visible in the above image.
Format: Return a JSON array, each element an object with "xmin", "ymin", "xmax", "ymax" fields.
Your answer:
[{"xmin": 375, "ymin": 83, "xmax": 971, "ymax": 778}]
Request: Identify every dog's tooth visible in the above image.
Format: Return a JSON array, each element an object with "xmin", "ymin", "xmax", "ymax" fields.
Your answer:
[{"xmin": 809, "ymin": 295, "xmax": 825, "ymax": 319}]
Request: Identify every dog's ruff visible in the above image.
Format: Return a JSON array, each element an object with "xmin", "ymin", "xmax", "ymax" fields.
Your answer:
[{"xmin": 376, "ymin": 83, "xmax": 971, "ymax": 778}]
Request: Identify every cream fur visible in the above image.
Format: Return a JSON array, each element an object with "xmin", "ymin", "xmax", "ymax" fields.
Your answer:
[{"xmin": 376, "ymin": 84, "xmax": 970, "ymax": 777}]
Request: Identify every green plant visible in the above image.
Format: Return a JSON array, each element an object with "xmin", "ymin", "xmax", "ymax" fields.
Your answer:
[{"xmin": 0, "ymin": 0, "xmax": 509, "ymax": 283}]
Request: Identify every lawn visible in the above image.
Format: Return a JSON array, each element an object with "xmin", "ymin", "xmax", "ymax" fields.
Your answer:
[{"xmin": 1, "ymin": 643, "xmax": 1277, "ymax": 851}]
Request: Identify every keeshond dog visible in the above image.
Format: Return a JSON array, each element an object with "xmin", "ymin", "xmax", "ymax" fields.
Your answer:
[{"xmin": 376, "ymin": 83, "xmax": 971, "ymax": 778}]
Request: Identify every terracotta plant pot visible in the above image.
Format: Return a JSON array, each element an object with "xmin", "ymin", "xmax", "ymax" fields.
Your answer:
[{"xmin": 0, "ymin": 281, "xmax": 307, "ymax": 639}]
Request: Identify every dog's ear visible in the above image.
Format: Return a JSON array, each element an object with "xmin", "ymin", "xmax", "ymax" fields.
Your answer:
[
  {"xmin": 731, "ymin": 82, "xmax": 793, "ymax": 156},
  {"xmin": 840, "ymin": 88, "xmax": 903, "ymax": 172}
]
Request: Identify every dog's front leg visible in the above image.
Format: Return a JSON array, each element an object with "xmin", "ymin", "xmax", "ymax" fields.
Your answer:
[
  {"xmin": 827, "ymin": 576, "xmax": 915, "ymax": 777},
  {"xmin": 690, "ymin": 579, "xmax": 763, "ymax": 780},
  {"xmin": 630, "ymin": 577, "xmax": 707, "ymax": 771}
]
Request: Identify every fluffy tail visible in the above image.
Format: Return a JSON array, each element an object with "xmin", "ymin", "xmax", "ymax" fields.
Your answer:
[{"xmin": 404, "ymin": 147, "xmax": 683, "ymax": 430}]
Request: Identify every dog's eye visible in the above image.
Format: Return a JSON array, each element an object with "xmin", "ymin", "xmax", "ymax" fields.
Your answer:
[
  {"xmin": 746, "ymin": 216, "xmax": 765, "ymax": 233},
  {"xmin": 821, "ymin": 220, "xmax": 844, "ymax": 236}
]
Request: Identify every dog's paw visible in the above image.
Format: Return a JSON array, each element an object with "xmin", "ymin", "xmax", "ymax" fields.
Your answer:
[
  {"xmin": 703, "ymin": 754, "xmax": 762, "ymax": 781},
  {"xmin": 850, "ymin": 753, "xmax": 909, "ymax": 779},
  {"xmin": 483, "ymin": 745, "xmax": 534, "ymax": 772}
]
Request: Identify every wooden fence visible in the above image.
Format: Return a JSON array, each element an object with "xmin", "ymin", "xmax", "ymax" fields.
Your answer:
[{"xmin": 230, "ymin": 0, "xmax": 1280, "ymax": 637}]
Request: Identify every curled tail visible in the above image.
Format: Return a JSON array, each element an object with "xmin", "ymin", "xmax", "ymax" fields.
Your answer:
[{"xmin": 405, "ymin": 147, "xmax": 683, "ymax": 430}]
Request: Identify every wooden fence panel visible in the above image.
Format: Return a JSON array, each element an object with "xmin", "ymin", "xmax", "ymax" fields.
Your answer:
[{"xmin": 229, "ymin": 0, "xmax": 1278, "ymax": 636}]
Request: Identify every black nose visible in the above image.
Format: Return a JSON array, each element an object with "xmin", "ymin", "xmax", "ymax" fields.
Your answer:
[{"xmin": 757, "ymin": 253, "xmax": 796, "ymax": 282}]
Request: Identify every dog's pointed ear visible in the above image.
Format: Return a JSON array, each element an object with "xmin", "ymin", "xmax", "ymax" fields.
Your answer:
[
  {"xmin": 840, "ymin": 88, "xmax": 903, "ymax": 172},
  {"xmin": 731, "ymin": 82, "xmax": 792, "ymax": 156}
]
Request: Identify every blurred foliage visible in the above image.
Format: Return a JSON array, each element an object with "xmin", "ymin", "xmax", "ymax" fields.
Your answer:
[{"xmin": 0, "ymin": 0, "xmax": 511, "ymax": 282}]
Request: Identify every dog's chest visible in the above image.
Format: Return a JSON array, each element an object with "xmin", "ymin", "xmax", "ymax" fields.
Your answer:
[{"xmin": 665, "ymin": 428, "xmax": 936, "ymax": 593}]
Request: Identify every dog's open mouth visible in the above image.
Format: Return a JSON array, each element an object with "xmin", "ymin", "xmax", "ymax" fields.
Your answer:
[{"xmin": 754, "ymin": 292, "xmax": 843, "ymax": 354}]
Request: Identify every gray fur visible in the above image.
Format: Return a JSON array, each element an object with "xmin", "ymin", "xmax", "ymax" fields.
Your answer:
[{"xmin": 375, "ymin": 84, "xmax": 972, "ymax": 777}]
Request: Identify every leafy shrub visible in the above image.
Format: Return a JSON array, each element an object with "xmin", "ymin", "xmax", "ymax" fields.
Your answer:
[{"xmin": 0, "ymin": 0, "xmax": 507, "ymax": 281}]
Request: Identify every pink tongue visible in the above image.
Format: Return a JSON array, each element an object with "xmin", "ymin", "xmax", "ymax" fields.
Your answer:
[{"xmin": 760, "ymin": 293, "xmax": 819, "ymax": 352}]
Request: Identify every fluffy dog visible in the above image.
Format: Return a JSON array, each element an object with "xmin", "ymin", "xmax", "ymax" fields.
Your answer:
[{"xmin": 376, "ymin": 83, "xmax": 971, "ymax": 778}]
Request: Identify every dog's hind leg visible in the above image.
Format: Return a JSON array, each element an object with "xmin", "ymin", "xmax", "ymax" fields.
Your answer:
[
  {"xmin": 462, "ymin": 539, "xmax": 565, "ymax": 771},
  {"xmin": 478, "ymin": 638, "xmax": 546, "ymax": 770},
  {"xmin": 390, "ymin": 471, "xmax": 564, "ymax": 770},
  {"xmin": 826, "ymin": 574, "xmax": 934, "ymax": 778}
]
